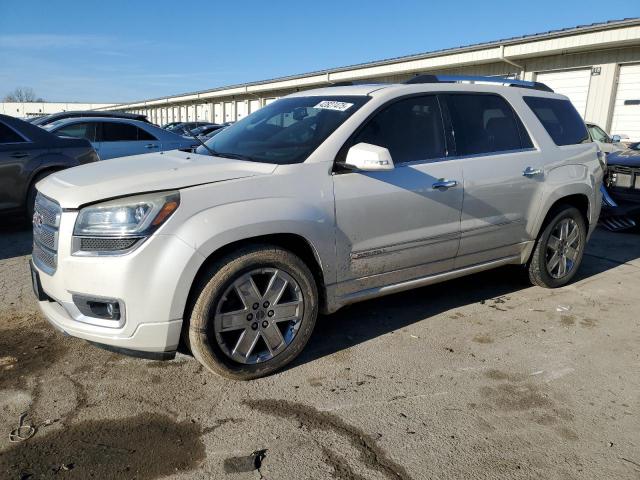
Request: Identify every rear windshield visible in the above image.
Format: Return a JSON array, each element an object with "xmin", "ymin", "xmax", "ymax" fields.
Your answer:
[
  {"xmin": 523, "ymin": 96, "xmax": 589, "ymax": 146},
  {"xmin": 197, "ymin": 95, "xmax": 370, "ymax": 164}
]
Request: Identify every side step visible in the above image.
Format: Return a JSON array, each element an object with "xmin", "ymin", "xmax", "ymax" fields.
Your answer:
[{"xmin": 600, "ymin": 216, "xmax": 637, "ymax": 232}]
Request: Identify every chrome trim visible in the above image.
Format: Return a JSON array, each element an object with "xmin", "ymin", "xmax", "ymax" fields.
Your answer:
[
  {"xmin": 71, "ymin": 236, "xmax": 147, "ymax": 256},
  {"xmin": 350, "ymin": 231, "xmax": 459, "ymax": 260},
  {"xmin": 32, "ymin": 193, "xmax": 61, "ymax": 275},
  {"xmin": 339, "ymin": 255, "xmax": 521, "ymax": 306},
  {"xmin": 57, "ymin": 291, "xmax": 126, "ymax": 329}
]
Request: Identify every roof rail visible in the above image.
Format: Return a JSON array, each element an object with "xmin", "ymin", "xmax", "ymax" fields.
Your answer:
[
  {"xmin": 405, "ymin": 74, "xmax": 554, "ymax": 92},
  {"xmin": 328, "ymin": 81, "xmax": 355, "ymax": 87}
]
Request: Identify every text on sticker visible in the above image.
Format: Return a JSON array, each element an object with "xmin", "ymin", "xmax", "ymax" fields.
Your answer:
[{"xmin": 313, "ymin": 101, "xmax": 354, "ymax": 112}]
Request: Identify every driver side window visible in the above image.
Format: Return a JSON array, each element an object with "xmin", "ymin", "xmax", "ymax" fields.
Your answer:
[{"xmin": 352, "ymin": 95, "xmax": 446, "ymax": 165}]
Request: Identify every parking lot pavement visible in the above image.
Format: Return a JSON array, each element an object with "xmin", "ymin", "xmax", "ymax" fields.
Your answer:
[{"xmin": 0, "ymin": 224, "xmax": 639, "ymax": 480}]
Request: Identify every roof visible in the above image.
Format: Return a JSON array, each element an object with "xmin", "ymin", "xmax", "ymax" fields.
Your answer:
[{"xmin": 103, "ymin": 18, "xmax": 640, "ymax": 109}]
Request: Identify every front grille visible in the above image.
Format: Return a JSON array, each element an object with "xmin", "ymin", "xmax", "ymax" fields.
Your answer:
[
  {"xmin": 32, "ymin": 193, "xmax": 61, "ymax": 275},
  {"xmin": 609, "ymin": 165, "xmax": 640, "ymax": 191}
]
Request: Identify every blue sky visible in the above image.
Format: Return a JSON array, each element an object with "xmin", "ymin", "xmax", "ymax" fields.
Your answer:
[{"xmin": 0, "ymin": 1, "xmax": 637, "ymax": 103}]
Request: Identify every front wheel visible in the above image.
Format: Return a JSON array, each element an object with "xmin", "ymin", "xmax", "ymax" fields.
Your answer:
[
  {"xmin": 188, "ymin": 245, "xmax": 318, "ymax": 380},
  {"xmin": 527, "ymin": 206, "xmax": 587, "ymax": 288}
]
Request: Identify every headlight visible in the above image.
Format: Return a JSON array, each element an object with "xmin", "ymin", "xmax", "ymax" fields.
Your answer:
[{"xmin": 72, "ymin": 191, "xmax": 179, "ymax": 255}]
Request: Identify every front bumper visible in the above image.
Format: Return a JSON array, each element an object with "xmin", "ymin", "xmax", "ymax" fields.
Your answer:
[
  {"xmin": 33, "ymin": 209, "xmax": 204, "ymax": 353},
  {"xmin": 40, "ymin": 298, "xmax": 182, "ymax": 354}
]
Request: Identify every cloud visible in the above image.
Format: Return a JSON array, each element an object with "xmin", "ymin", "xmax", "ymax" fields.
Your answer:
[{"xmin": 0, "ymin": 33, "xmax": 113, "ymax": 49}]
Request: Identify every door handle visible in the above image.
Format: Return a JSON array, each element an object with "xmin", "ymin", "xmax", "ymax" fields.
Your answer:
[
  {"xmin": 432, "ymin": 179, "xmax": 458, "ymax": 190},
  {"xmin": 523, "ymin": 166, "xmax": 543, "ymax": 177},
  {"xmin": 144, "ymin": 144, "xmax": 159, "ymax": 149},
  {"xmin": 9, "ymin": 152, "xmax": 29, "ymax": 159}
]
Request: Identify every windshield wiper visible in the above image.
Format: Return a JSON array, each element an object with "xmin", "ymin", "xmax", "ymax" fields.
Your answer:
[
  {"xmin": 212, "ymin": 152, "xmax": 255, "ymax": 162},
  {"xmin": 182, "ymin": 126, "xmax": 217, "ymax": 157}
]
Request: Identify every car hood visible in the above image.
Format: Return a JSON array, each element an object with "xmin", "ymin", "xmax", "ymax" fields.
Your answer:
[
  {"xmin": 38, "ymin": 149, "xmax": 277, "ymax": 208},
  {"xmin": 607, "ymin": 149, "xmax": 640, "ymax": 168}
]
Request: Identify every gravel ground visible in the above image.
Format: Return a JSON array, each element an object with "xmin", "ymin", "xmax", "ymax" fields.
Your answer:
[{"xmin": 0, "ymin": 221, "xmax": 639, "ymax": 479}]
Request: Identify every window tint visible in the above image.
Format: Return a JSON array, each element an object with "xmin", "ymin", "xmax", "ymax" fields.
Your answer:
[
  {"xmin": 523, "ymin": 96, "xmax": 589, "ymax": 146},
  {"xmin": 101, "ymin": 122, "xmax": 139, "ymax": 141},
  {"xmin": 55, "ymin": 122, "xmax": 96, "ymax": 142},
  {"xmin": 588, "ymin": 125, "xmax": 609, "ymax": 143},
  {"xmin": 352, "ymin": 95, "xmax": 446, "ymax": 164},
  {"xmin": 447, "ymin": 94, "xmax": 532, "ymax": 156},
  {"xmin": 0, "ymin": 122, "xmax": 26, "ymax": 143},
  {"xmin": 137, "ymin": 127, "xmax": 157, "ymax": 141}
]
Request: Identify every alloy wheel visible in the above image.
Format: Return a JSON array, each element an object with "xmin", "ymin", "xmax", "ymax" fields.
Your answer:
[
  {"xmin": 213, "ymin": 268, "xmax": 304, "ymax": 364},
  {"xmin": 546, "ymin": 218, "xmax": 581, "ymax": 279}
]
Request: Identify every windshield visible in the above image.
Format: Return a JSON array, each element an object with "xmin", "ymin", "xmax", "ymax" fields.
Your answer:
[{"xmin": 195, "ymin": 95, "xmax": 369, "ymax": 164}]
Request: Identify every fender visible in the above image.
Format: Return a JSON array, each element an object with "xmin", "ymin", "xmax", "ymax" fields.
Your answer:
[
  {"xmin": 530, "ymin": 164, "xmax": 595, "ymax": 239},
  {"xmin": 165, "ymin": 196, "xmax": 335, "ymax": 322},
  {"xmin": 20, "ymin": 153, "xmax": 77, "ymax": 208}
]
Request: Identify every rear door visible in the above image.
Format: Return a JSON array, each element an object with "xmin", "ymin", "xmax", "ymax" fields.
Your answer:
[
  {"xmin": 333, "ymin": 95, "xmax": 463, "ymax": 297},
  {"xmin": 98, "ymin": 122, "xmax": 159, "ymax": 159},
  {"xmin": 0, "ymin": 120, "xmax": 41, "ymax": 210},
  {"xmin": 442, "ymin": 93, "xmax": 545, "ymax": 268}
]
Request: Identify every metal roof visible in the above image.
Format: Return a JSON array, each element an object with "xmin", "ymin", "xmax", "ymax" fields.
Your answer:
[{"xmin": 107, "ymin": 17, "xmax": 640, "ymax": 108}]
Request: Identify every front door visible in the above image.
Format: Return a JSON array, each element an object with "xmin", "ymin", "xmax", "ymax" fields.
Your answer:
[{"xmin": 333, "ymin": 95, "xmax": 463, "ymax": 297}]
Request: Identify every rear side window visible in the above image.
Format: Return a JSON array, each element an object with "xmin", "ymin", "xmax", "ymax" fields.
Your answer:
[
  {"xmin": 353, "ymin": 95, "xmax": 446, "ymax": 164},
  {"xmin": 55, "ymin": 122, "xmax": 96, "ymax": 142},
  {"xmin": 0, "ymin": 122, "xmax": 26, "ymax": 143},
  {"xmin": 101, "ymin": 122, "xmax": 153, "ymax": 141},
  {"xmin": 446, "ymin": 94, "xmax": 533, "ymax": 156},
  {"xmin": 523, "ymin": 96, "xmax": 589, "ymax": 146},
  {"xmin": 137, "ymin": 127, "xmax": 157, "ymax": 141}
]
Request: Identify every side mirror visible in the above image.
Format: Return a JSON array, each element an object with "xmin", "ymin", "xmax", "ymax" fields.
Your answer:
[
  {"xmin": 611, "ymin": 135, "xmax": 621, "ymax": 143},
  {"xmin": 344, "ymin": 143, "xmax": 394, "ymax": 172}
]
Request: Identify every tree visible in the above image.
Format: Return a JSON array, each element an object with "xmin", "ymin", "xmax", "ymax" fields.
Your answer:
[{"xmin": 3, "ymin": 87, "xmax": 44, "ymax": 103}]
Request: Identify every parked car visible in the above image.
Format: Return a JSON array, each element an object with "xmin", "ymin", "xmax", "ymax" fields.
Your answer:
[
  {"xmin": 200, "ymin": 127, "xmax": 227, "ymax": 141},
  {"xmin": 32, "ymin": 110, "xmax": 149, "ymax": 127},
  {"xmin": 586, "ymin": 122, "xmax": 626, "ymax": 154},
  {"xmin": 189, "ymin": 124, "xmax": 225, "ymax": 138},
  {"xmin": 31, "ymin": 76, "xmax": 603, "ymax": 379},
  {"xmin": 161, "ymin": 122, "xmax": 183, "ymax": 130},
  {"xmin": 600, "ymin": 143, "xmax": 640, "ymax": 231},
  {"xmin": 0, "ymin": 114, "xmax": 98, "ymax": 218},
  {"xmin": 44, "ymin": 117, "xmax": 198, "ymax": 160},
  {"xmin": 165, "ymin": 122, "xmax": 214, "ymax": 135}
]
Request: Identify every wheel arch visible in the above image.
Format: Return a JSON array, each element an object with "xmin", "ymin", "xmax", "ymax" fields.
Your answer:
[{"xmin": 181, "ymin": 232, "xmax": 328, "ymax": 335}]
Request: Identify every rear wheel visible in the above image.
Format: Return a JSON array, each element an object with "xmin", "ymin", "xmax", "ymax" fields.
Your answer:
[
  {"xmin": 188, "ymin": 245, "xmax": 318, "ymax": 380},
  {"xmin": 527, "ymin": 205, "xmax": 587, "ymax": 288}
]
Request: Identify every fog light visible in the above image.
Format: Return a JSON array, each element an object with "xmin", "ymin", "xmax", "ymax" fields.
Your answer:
[{"xmin": 72, "ymin": 295, "xmax": 122, "ymax": 320}]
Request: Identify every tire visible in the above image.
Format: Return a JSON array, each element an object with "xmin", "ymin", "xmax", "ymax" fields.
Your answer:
[
  {"xmin": 26, "ymin": 171, "xmax": 55, "ymax": 221},
  {"xmin": 188, "ymin": 245, "xmax": 318, "ymax": 380},
  {"xmin": 527, "ymin": 205, "xmax": 587, "ymax": 288}
]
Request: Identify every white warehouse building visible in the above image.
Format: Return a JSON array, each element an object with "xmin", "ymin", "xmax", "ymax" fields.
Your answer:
[
  {"xmin": 0, "ymin": 102, "xmax": 114, "ymax": 118},
  {"xmin": 100, "ymin": 18, "xmax": 640, "ymax": 141}
]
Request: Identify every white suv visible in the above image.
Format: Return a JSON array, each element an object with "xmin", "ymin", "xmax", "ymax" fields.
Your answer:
[{"xmin": 31, "ymin": 76, "xmax": 604, "ymax": 379}]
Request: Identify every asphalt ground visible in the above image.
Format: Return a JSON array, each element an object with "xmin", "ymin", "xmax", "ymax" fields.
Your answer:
[{"xmin": 1, "ymin": 221, "xmax": 639, "ymax": 479}]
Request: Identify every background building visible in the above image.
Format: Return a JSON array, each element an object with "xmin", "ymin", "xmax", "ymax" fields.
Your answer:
[
  {"xmin": 11, "ymin": 19, "xmax": 640, "ymax": 141},
  {"xmin": 0, "ymin": 102, "xmax": 114, "ymax": 119}
]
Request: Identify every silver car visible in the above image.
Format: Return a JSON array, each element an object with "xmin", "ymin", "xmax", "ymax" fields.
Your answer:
[
  {"xmin": 45, "ymin": 117, "xmax": 197, "ymax": 160},
  {"xmin": 32, "ymin": 76, "xmax": 604, "ymax": 380}
]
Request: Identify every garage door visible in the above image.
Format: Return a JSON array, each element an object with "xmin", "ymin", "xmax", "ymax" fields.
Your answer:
[
  {"xmin": 224, "ymin": 102, "xmax": 235, "ymax": 122},
  {"xmin": 249, "ymin": 99, "xmax": 261, "ymax": 114},
  {"xmin": 536, "ymin": 69, "xmax": 591, "ymax": 118},
  {"xmin": 610, "ymin": 63, "xmax": 640, "ymax": 142},
  {"xmin": 214, "ymin": 103, "xmax": 222, "ymax": 123},
  {"xmin": 236, "ymin": 101, "xmax": 248, "ymax": 121}
]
